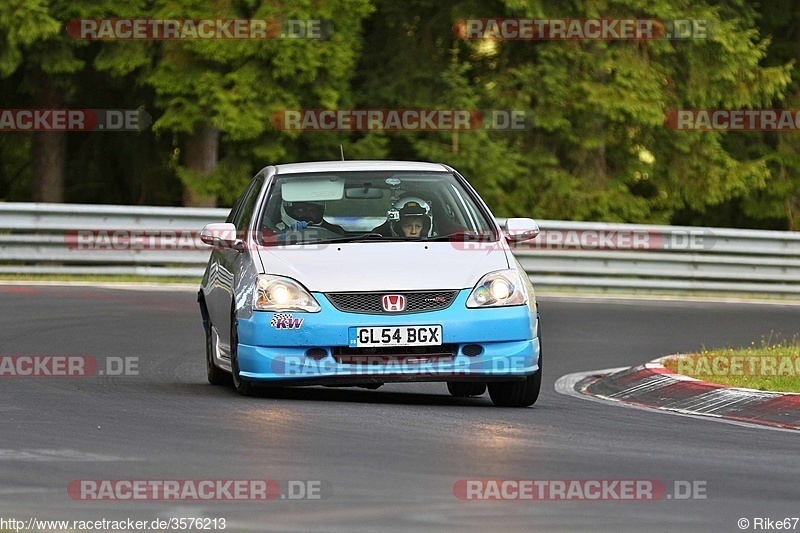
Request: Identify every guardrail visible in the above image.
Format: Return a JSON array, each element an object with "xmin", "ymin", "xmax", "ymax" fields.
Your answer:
[{"xmin": 1, "ymin": 202, "xmax": 799, "ymax": 296}]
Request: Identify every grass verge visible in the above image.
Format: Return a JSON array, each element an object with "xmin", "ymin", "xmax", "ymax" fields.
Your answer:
[{"xmin": 662, "ymin": 334, "xmax": 800, "ymax": 393}]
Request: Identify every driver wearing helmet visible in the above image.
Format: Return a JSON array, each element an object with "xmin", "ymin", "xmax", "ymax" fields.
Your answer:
[
  {"xmin": 278, "ymin": 200, "xmax": 344, "ymax": 234},
  {"xmin": 374, "ymin": 196, "xmax": 435, "ymax": 238}
]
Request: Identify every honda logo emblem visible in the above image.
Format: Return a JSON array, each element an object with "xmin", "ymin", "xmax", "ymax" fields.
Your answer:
[{"xmin": 382, "ymin": 294, "xmax": 406, "ymax": 312}]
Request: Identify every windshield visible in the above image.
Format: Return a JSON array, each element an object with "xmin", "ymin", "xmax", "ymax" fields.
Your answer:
[{"xmin": 256, "ymin": 170, "xmax": 497, "ymax": 246}]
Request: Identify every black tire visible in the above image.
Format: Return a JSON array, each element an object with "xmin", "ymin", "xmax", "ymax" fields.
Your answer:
[
  {"xmin": 447, "ymin": 381, "xmax": 487, "ymax": 397},
  {"xmin": 230, "ymin": 318, "xmax": 254, "ymax": 396},
  {"xmin": 206, "ymin": 323, "xmax": 231, "ymax": 386},
  {"xmin": 487, "ymin": 314, "xmax": 543, "ymax": 407},
  {"xmin": 487, "ymin": 370, "xmax": 541, "ymax": 407}
]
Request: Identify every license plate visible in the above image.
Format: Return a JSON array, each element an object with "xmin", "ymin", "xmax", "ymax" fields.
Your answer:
[{"xmin": 352, "ymin": 326, "xmax": 442, "ymax": 347}]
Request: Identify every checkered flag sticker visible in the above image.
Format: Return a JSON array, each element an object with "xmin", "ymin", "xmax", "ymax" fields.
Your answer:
[{"xmin": 270, "ymin": 313, "xmax": 292, "ymax": 327}]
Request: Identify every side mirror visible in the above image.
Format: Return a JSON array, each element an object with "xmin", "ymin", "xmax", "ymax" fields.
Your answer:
[
  {"xmin": 200, "ymin": 223, "xmax": 244, "ymax": 251},
  {"xmin": 504, "ymin": 218, "xmax": 540, "ymax": 243}
]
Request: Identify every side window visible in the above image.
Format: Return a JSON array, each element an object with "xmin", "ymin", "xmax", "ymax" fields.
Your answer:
[
  {"xmin": 232, "ymin": 175, "xmax": 265, "ymax": 236},
  {"xmin": 226, "ymin": 195, "xmax": 245, "ymax": 224}
]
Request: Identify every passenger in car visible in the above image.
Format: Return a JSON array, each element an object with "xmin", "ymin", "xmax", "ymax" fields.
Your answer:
[
  {"xmin": 400, "ymin": 216, "xmax": 426, "ymax": 238},
  {"xmin": 373, "ymin": 197, "xmax": 435, "ymax": 238}
]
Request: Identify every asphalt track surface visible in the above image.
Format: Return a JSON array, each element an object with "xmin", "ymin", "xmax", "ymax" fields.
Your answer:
[{"xmin": 1, "ymin": 285, "xmax": 799, "ymax": 532}]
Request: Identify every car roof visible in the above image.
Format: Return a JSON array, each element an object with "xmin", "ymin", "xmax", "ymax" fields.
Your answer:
[{"xmin": 271, "ymin": 160, "xmax": 451, "ymax": 175}]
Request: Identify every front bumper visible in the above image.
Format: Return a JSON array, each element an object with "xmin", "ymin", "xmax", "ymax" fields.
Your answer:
[{"xmin": 236, "ymin": 289, "xmax": 539, "ymax": 385}]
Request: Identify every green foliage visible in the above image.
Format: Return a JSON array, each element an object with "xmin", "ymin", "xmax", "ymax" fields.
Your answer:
[
  {"xmin": 0, "ymin": 0, "xmax": 61, "ymax": 77},
  {"xmin": 139, "ymin": 0, "xmax": 373, "ymax": 199},
  {"xmin": 663, "ymin": 334, "xmax": 800, "ymax": 393},
  {"xmin": 345, "ymin": 0, "xmax": 795, "ymax": 222},
  {"xmin": 0, "ymin": 0, "xmax": 799, "ymax": 225},
  {"xmin": 734, "ymin": 0, "xmax": 800, "ymax": 230}
]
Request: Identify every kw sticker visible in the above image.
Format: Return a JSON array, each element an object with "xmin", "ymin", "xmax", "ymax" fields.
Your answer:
[{"xmin": 271, "ymin": 313, "xmax": 304, "ymax": 330}]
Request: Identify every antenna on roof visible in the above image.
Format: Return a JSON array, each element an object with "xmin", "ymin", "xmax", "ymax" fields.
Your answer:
[{"xmin": 339, "ymin": 145, "xmax": 345, "ymax": 161}]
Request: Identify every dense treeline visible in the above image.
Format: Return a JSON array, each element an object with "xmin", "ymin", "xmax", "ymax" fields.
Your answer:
[{"xmin": 0, "ymin": 0, "xmax": 799, "ymax": 230}]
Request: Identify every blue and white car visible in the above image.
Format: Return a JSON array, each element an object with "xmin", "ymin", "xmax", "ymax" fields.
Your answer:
[{"xmin": 198, "ymin": 161, "xmax": 542, "ymax": 406}]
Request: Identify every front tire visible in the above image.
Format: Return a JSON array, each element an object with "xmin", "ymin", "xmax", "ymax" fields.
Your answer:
[
  {"xmin": 447, "ymin": 382, "xmax": 486, "ymax": 397},
  {"xmin": 230, "ymin": 318, "xmax": 254, "ymax": 396},
  {"xmin": 489, "ymin": 316, "xmax": 543, "ymax": 407},
  {"xmin": 487, "ymin": 370, "xmax": 541, "ymax": 407},
  {"xmin": 206, "ymin": 323, "xmax": 231, "ymax": 386}
]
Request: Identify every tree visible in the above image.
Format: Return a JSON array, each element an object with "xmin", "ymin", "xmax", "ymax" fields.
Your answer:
[
  {"xmin": 0, "ymin": 0, "xmax": 78, "ymax": 202},
  {"xmin": 140, "ymin": 0, "xmax": 373, "ymax": 206},
  {"xmin": 737, "ymin": 0, "xmax": 800, "ymax": 230},
  {"xmin": 350, "ymin": 0, "xmax": 793, "ymax": 224}
]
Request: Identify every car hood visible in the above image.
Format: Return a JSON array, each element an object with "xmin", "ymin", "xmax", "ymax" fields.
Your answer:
[{"xmin": 256, "ymin": 241, "xmax": 510, "ymax": 292}]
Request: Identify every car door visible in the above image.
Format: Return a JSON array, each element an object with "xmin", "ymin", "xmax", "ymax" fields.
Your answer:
[{"xmin": 205, "ymin": 173, "xmax": 266, "ymax": 359}]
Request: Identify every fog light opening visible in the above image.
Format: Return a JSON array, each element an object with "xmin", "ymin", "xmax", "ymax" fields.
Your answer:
[
  {"xmin": 305, "ymin": 348, "xmax": 328, "ymax": 360},
  {"xmin": 462, "ymin": 344, "xmax": 483, "ymax": 357}
]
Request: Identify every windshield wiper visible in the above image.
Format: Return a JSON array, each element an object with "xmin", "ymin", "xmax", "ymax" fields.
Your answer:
[
  {"xmin": 312, "ymin": 233, "xmax": 408, "ymax": 244},
  {"xmin": 426, "ymin": 231, "xmax": 498, "ymax": 242}
]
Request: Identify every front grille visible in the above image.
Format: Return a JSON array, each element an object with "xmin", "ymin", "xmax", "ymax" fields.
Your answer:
[
  {"xmin": 332, "ymin": 344, "xmax": 458, "ymax": 364},
  {"xmin": 325, "ymin": 291, "xmax": 457, "ymax": 314}
]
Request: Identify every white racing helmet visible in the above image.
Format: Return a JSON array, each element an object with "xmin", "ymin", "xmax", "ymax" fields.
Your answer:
[
  {"xmin": 388, "ymin": 196, "xmax": 434, "ymax": 238},
  {"xmin": 280, "ymin": 200, "xmax": 325, "ymax": 228}
]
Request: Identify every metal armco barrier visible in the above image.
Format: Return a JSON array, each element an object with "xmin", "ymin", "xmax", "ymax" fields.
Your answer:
[{"xmin": 1, "ymin": 202, "xmax": 799, "ymax": 296}]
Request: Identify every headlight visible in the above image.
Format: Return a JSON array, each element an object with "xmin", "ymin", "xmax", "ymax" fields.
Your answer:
[
  {"xmin": 466, "ymin": 270, "xmax": 527, "ymax": 308},
  {"xmin": 254, "ymin": 275, "xmax": 320, "ymax": 312}
]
